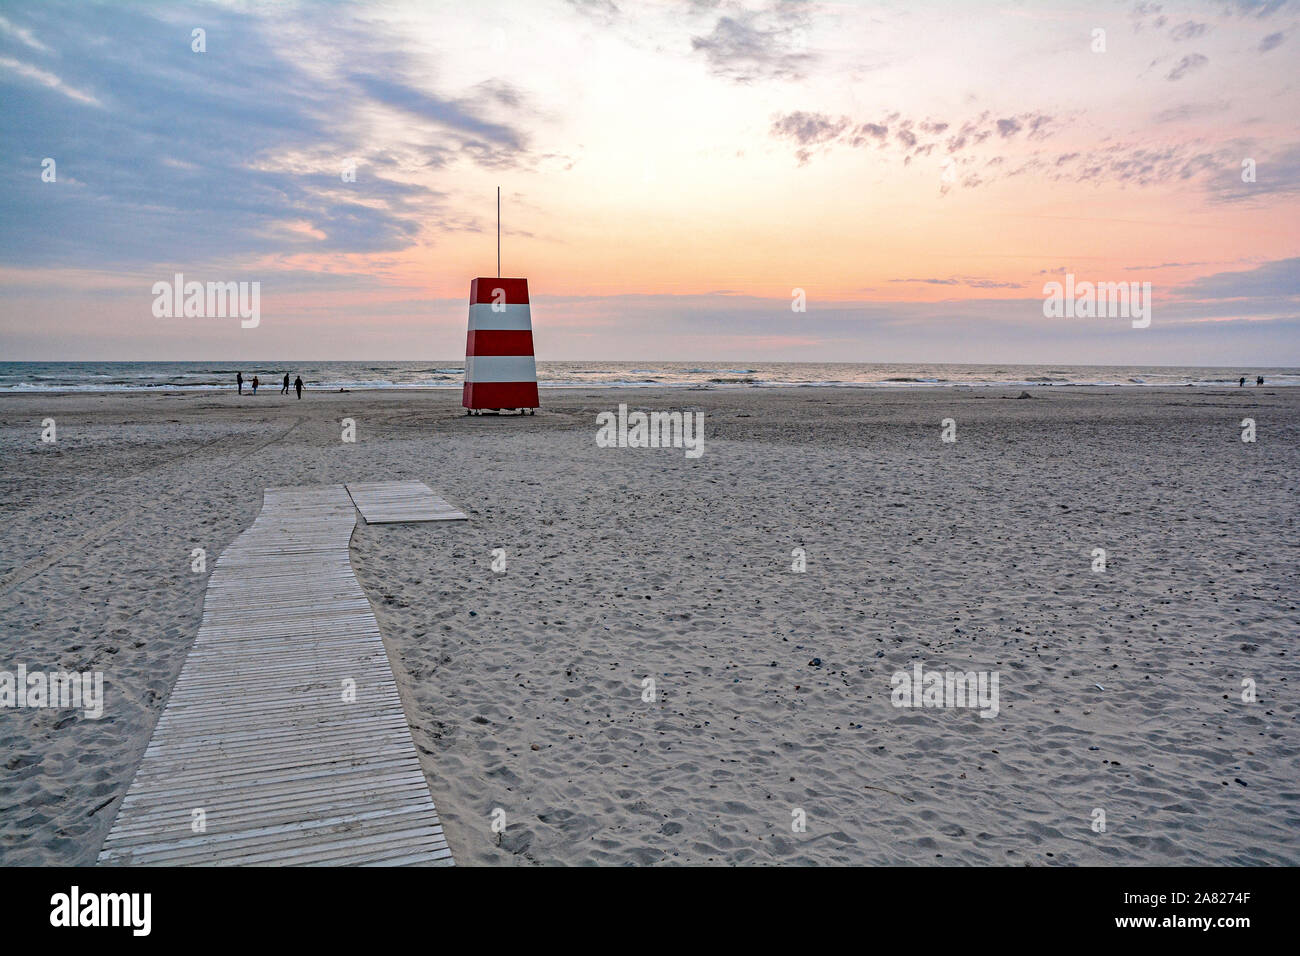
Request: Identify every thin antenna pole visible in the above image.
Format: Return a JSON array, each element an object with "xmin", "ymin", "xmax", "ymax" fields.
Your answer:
[{"xmin": 497, "ymin": 186, "xmax": 501, "ymax": 278}]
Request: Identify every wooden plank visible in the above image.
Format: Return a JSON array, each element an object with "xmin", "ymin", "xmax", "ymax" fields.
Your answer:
[
  {"xmin": 345, "ymin": 481, "xmax": 468, "ymax": 523},
  {"xmin": 98, "ymin": 484, "xmax": 453, "ymax": 866}
]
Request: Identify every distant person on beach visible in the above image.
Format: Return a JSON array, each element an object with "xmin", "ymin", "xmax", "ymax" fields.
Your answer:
[
  {"xmin": 237, "ymin": 371, "xmax": 243, "ymax": 395},
  {"xmin": 252, "ymin": 375, "xmax": 259, "ymax": 395},
  {"xmin": 1239, "ymin": 376, "xmax": 1245, "ymax": 387},
  {"xmin": 294, "ymin": 375, "xmax": 303, "ymax": 399},
  {"xmin": 281, "ymin": 373, "xmax": 289, "ymax": 394},
  {"xmin": 1257, "ymin": 375, "xmax": 1264, "ymax": 386}
]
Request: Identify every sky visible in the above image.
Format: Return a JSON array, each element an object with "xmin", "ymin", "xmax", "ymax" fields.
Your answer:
[{"xmin": 0, "ymin": 0, "xmax": 1297, "ymax": 364}]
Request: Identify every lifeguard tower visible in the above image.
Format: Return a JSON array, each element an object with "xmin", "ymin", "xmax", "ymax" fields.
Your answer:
[
  {"xmin": 462, "ymin": 277, "xmax": 538, "ymax": 415},
  {"xmin": 463, "ymin": 189, "xmax": 539, "ymax": 416}
]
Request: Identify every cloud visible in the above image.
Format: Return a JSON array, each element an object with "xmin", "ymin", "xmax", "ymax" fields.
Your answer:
[
  {"xmin": 1153, "ymin": 101, "xmax": 1231, "ymax": 122},
  {"xmin": 1129, "ymin": 1, "xmax": 1169, "ymax": 32},
  {"xmin": 0, "ymin": 2, "xmax": 530, "ymax": 268},
  {"xmin": 1123, "ymin": 261, "xmax": 1212, "ymax": 270},
  {"xmin": 890, "ymin": 277, "xmax": 1024, "ymax": 289},
  {"xmin": 1169, "ymin": 21, "xmax": 1209, "ymax": 40},
  {"xmin": 348, "ymin": 73, "xmax": 528, "ymax": 151},
  {"xmin": 770, "ymin": 111, "xmax": 847, "ymax": 146},
  {"xmin": 1205, "ymin": 141, "xmax": 1300, "ymax": 202},
  {"xmin": 1045, "ymin": 142, "xmax": 1232, "ymax": 187},
  {"xmin": 770, "ymin": 108, "xmax": 1060, "ymax": 186},
  {"xmin": 965, "ymin": 278, "xmax": 1025, "ymax": 289},
  {"xmin": 1166, "ymin": 53, "xmax": 1209, "ymax": 80},
  {"xmin": 565, "ymin": 0, "xmax": 621, "ymax": 20},
  {"xmin": 1259, "ymin": 31, "xmax": 1285, "ymax": 50},
  {"xmin": 691, "ymin": 3, "xmax": 813, "ymax": 83},
  {"xmin": 0, "ymin": 55, "xmax": 100, "ymax": 105},
  {"xmin": 0, "ymin": 13, "xmax": 50, "ymax": 52},
  {"xmin": 1211, "ymin": 0, "xmax": 1290, "ymax": 17},
  {"xmin": 519, "ymin": 291, "xmax": 1300, "ymax": 365},
  {"xmin": 769, "ymin": 111, "xmax": 848, "ymax": 164},
  {"xmin": 1173, "ymin": 257, "xmax": 1299, "ymax": 298}
]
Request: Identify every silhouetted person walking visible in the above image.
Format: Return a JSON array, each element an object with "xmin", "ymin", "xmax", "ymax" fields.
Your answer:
[
  {"xmin": 1257, "ymin": 375, "xmax": 1264, "ymax": 386},
  {"xmin": 294, "ymin": 375, "xmax": 303, "ymax": 399},
  {"xmin": 237, "ymin": 371, "xmax": 243, "ymax": 395},
  {"xmin": 252, "ymin": 375, "xmax": 259, "ymax": 395},
  {"xmin": 282, "ymin": 373, "xmax": 289, "ymax": 394},
  {"xmin": 1239, "ymin": 376, "xmax": 1245, "ymax": 387}
]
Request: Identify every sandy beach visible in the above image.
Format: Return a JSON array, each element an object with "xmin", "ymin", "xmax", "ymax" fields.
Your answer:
[{"xmin": 1, "ymin": 385, "xmax": 1296, "ymax": 866}]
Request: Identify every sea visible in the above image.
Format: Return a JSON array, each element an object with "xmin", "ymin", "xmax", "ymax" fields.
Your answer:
[{"xmin": 0, "ymin": 361, "xmax": 1296, "ymax": 392}]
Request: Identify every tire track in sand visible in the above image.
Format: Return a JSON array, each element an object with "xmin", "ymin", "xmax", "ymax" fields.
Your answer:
[{"xmin": 0, "ymin": 417, "xmax": 306, "ymax": 599}]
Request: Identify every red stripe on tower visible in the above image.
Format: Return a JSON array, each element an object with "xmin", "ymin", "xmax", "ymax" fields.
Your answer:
[
  {"xmin": 466, "ymin": 329, "xmax": 534, "ymax": 356},
  {"xmin": 470, "ymin": 278, "xmax": 529, "ymax": 304},
  {"xmin": 462, "ymin": 278, "xmax": 539, "ymax": 411}
]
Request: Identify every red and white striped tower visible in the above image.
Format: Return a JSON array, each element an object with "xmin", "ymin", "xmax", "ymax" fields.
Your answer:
[{"xmin": 462, "ymin": 277, "xmax": 539, "ymax": 414}]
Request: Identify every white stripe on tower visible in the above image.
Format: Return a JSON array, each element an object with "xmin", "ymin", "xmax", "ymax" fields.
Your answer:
[
  {"xmin": 468, "ymin": 303, "xmax": 534, "ymax": 331},
  {"xmin": 464, "ymin": 355, "xmax": 539, "ymax": 383}
]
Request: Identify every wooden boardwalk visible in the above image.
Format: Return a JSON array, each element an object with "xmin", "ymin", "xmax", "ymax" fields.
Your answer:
[
  {"xmin": 98, "ymin": 485, "xmax": 453, "ymax": 866},
  {"xmin": 347, "ymin": 481, "xmax": 467, "ymax": 523}
]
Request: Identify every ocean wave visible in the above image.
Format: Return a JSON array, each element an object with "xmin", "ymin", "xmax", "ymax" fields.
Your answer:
[{"xmin": 2, "ymin": 362, "xmax": 1298, "ymax": 392}]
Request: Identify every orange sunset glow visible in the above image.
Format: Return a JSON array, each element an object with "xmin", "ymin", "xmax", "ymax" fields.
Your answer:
[{"xmin": 1, "ymin": 0, "xmax": 1297, "ymax": 362}]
